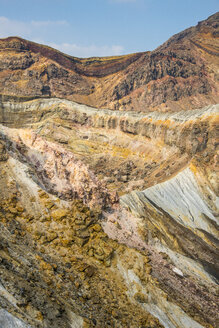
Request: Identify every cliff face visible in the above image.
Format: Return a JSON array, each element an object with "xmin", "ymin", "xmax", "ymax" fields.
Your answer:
[
  {"xmin": 0, "ymin": 12, "xmax": 218, "ymax": 328},
  {"xmin": 0, "ymin": 12, "xmax": 219, "ymax": 112},
  {"xmin": 0, "ymin": 96, "xmax": 218, "ymax": 328}
]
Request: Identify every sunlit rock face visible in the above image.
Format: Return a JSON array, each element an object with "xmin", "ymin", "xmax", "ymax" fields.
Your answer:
[
  {"xmin": 0, "ymin": 309, "xmax": 31, "ymax": 328},
  {"xmin": 0, "ymin": 12, "xmax": 219, "ymax": 112},
  {"xmin": 0, "ymin": 11, "xmax": 218, "ymax": 328},
  {"xmin": 0, "ymin": 95, "xmax": 218, "ymax": 328},
  {"xmin": 0, "ymin": 124, "xmax": 116, "ymax": 209},
  {"xmin": 120, "ymin": 166, "xmax": 218, "ymax": 275}
]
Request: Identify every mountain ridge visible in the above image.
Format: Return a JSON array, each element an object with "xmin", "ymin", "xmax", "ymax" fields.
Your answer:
[
  {"xmin": 0, "ymin": 12, "xmax": 218, "ymax": 111},
  {"xmin": 0, "ymin": 12, "xmax": 218, "ymax": 328}
]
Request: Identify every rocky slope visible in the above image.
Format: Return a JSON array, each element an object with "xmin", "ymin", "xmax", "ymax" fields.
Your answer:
[
  {"xmin": 0, "ymin": 12, "xmax": 219, "ymax": 112},
  {"xmin": 0, "ymin": 11, "xmax": 218, "ymax": 328},
  {"xmin": 0, "ymin": 95, "xmax": 218, "ymax": 328}
]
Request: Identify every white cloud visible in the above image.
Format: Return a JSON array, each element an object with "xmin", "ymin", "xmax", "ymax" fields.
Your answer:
[
  {"xmin": 48, "ymin": 42, "xmax": 124, "ymax": 58},
  {"xmin": 31, "ymin": 20, "xmax": 68, "ymax": 27},
  {"xmin": 0, "ymin": 16, "xmax": 124, "ymax": 58},
  {"xmin": 0, "ymin": 16, "xmax": 28, "ymax": 38},
  {"xmin": 0, "ymin": 16, "xmax": 68, "ymax": 38}
]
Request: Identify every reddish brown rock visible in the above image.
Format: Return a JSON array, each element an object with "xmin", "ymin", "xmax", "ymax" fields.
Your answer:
[{"xmin": 0, "ymin": 12, "xmax": 218, "ymax": 112}]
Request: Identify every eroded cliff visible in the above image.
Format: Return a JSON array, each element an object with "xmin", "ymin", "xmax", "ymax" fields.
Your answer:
[
  {"xmin": 0, "ymin": 12, "xmax": 219, "ymax": 112},
  {"xmin": 0, "ymin": 95, "xmax": 218, "ymax": 328},
  {"xmin": 0, "ymin": 11, "xmax": 219, "ymax": 328}
]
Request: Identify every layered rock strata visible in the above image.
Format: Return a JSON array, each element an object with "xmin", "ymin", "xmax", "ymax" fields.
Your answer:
[
  {"xmin": 0, "ymin": 11, "xmax": 218, "ymax": 328},
  {"xmin": 0, "ymin": 12, "xmax": 218, "ymax": 112},
  {"xmin": 0, "ymin": 96, "xmax": 218, "ymax": 327}
]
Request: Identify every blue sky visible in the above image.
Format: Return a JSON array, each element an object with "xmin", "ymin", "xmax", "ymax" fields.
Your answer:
[{"xmin": 0, "ymin": 0, "xmax": 218, "ymax": 57}]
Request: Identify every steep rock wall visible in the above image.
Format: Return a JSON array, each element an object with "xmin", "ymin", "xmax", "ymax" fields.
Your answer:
[{"xmin": 0, "ymin": 98, "xmax": 218, "ymax": 327}]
